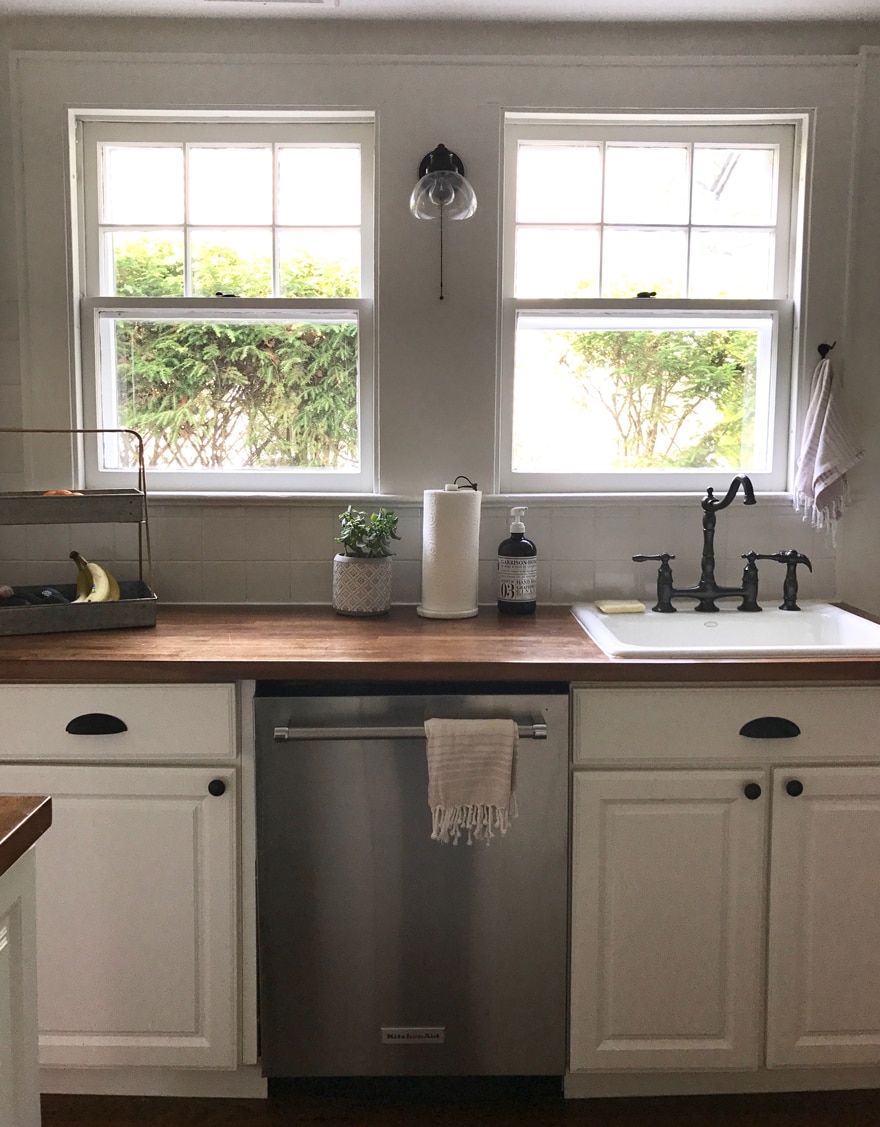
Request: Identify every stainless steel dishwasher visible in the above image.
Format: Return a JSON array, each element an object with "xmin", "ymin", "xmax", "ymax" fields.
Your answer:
[{"xmin": 254, "ymin": 681, "xmax": 569, "ymax": 1079}]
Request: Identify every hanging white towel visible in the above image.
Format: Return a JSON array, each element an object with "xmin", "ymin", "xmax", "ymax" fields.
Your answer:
[
  {"xmin": 425, "ymin": 718, "xmax": 518, "ymax": 845},
  {"xmin": 793, "ymin": 355, "xmax": 863, "ymax": 538}
]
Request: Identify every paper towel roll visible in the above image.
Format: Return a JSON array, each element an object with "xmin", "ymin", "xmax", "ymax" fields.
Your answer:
[{"xmin": 417, "ymin": 486, "xmax": 482, "ymax": 618}]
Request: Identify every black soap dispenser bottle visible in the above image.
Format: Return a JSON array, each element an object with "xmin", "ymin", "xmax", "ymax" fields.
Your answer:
[{"xmin": 497, "ymin": 506, "xmax": 537, "ymax": 615}]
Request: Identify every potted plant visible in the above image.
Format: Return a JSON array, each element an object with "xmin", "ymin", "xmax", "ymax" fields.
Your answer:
[{"xmin": 332, "ymin": 506, "xmax": 400, "ymax": 616}]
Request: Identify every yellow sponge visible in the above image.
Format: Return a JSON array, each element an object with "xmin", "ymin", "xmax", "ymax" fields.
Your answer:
[{"xmin": 595, "ymin": 599, "xmax": 647, "ymax": 614}]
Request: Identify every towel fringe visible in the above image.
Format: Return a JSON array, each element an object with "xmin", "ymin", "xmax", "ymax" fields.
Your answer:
[
  {"xmin": 793, "ymin": 486, "xmax": 849, "ymax": 547},
  {"xmin": 431, "ymin": 795, "xmax": 519, "ymax": 845}
]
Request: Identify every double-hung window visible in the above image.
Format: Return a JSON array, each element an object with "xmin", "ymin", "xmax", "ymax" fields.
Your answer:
[
  {"xmin": 77, "ymin": 115, "xmax": 375, "ymax": 492},
  {"xmin": 500, "ymin": 115, "xmax": 803, "ymax": 493}
]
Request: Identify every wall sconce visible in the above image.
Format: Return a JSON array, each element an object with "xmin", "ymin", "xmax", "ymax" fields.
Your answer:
[{"xmin": 409, "ymin": 143, "xmax": 477, "ymax": 300}]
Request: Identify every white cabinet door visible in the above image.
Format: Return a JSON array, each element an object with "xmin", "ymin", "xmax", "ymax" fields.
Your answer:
[
  {"xmin": 767, "ymin": 766, "xmax": 880, "ymax": 1068},
  {"xmin": 570, "ymin": 769, "xmax": 766, "ymax": 1072},
  {"xmin": 0, "ymin": 851, "xmax": 40, "ymax": 1127},
  {"xmin": 0, "ymin": 764, "xmax": 237, "ymax": 1069}
]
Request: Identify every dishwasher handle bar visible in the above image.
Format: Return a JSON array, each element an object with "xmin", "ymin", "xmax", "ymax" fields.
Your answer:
[{"xmin": 273, "ymin": 721, "xmax": 548, "ymax": 742}]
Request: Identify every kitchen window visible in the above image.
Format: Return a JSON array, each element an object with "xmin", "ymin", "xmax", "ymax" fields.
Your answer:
[
  {"xmin": 76, "ymin": 116, "xmax": 375, "ymax": 492},
  {"xmin": 499, "ymin": 115, "xmax": 803, "ymax": 493}
]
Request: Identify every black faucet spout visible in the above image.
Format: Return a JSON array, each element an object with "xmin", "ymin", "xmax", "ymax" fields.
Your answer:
[{"xmin": 702, "ymin": 474, "xmax": 756, "ymax": 514}]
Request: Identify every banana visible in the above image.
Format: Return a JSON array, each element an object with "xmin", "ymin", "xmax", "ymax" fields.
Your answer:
[{"xmin": 69, "ymin": 551, "xmax": 121, "ymax": 604}]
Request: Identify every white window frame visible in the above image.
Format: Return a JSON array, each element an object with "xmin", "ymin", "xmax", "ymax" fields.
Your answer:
[
  {"xmin": 499, "ymin": 114, "xmax": 805, "ymax": 494},
  {"xmin": 75, "ymin": 113, "xmax": 376, "ymax": 493}
]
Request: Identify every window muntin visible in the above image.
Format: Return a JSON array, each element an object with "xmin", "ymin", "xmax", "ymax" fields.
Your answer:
[
  {"xmin": 502, "ymin": 117, "xmax": 800, "ymax": 493},
  {"xmin": 79, "ymin": 118, "xmax": 374, "ymax": 492}
]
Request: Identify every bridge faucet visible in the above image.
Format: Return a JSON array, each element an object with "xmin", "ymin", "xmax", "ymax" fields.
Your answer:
[{"xmin": 634, "ymin": 475, "xmax": 758, "ymax": 613}]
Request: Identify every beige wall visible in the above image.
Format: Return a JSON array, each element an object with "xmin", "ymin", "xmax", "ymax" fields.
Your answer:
[{"xmin": 1, "ymin": 16, "xmax": 877, "ymax": 609}]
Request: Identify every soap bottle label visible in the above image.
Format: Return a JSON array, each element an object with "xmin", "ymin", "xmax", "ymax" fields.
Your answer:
[{"xmin": 497, "ymin": 557, "xmax": 537, "ymax": 602}]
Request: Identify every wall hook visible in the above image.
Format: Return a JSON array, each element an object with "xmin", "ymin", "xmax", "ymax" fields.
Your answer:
[{"xmin": 817, "ymin": 341, "xmax": 837, "ymax": 359}]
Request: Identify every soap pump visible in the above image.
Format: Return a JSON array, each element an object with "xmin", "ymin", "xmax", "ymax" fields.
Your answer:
[{"xmin": 497, "ymin": 506, "xmax": 537, "ymax": 615}]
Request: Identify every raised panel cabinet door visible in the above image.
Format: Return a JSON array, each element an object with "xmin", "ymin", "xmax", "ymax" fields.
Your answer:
[
  {"xmin": 0, "ymin": 851, "xmax": 40, "ymax": 1127},
  {"xmin": 767, "ymin": 766, "xmax": 880, "ymax": 1068},
  {"xmin": 570, "ymin": 769, "xmax": 767, "ymax": 1072},
  {"xmin": 0, "ymin": 764, "xmax": 237, "ymax": 1069}
]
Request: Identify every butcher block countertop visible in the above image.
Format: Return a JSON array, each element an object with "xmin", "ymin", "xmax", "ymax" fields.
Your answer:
[
  {"xmin": 1, "ymin": 604, "xmax": 880, "ymax": 684},
  {"xmin": 0, "ymin": 795, "xmax": 52, "ymax": 880}
]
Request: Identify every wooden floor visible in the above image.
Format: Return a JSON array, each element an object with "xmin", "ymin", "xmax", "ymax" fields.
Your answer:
[{"xmin": 39, "ymin": 1079, "xmax": 880, "ymax": 1127}]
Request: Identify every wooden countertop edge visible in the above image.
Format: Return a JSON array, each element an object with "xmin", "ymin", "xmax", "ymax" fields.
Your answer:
[
  {"xmin": 3, "ymin": 656, "xmax": 880, "ymax": 685},
  {"xmin": 0, "ymin": 795, "xmax": 52, "ymax": 881},
  {"xmin": 1, "ymin": 604, "xmax": 880, "ymax": 684}
]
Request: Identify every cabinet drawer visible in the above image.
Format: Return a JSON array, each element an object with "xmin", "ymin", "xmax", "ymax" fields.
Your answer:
[
  {"xmin": 0, "ymin": 684, "xmax": 236, "ymax": 762},
  {"xmin": 572, "ymin": 684, "xmax": 880, "ymax": 765}
]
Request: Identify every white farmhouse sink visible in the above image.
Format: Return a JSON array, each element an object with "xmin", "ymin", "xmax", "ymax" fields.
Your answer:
[{"xmin": 572, "ymin": 601, "xmax": 880, "ymax": 659}]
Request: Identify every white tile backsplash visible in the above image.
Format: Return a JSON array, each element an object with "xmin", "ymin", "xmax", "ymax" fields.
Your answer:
[
  {"xmin": 245, "ymin": 560, "xmax": 291, "ymax": 603},
  {"xmin": 201, "ymin": 509, "xmax": 250, "ymax": 562},
  {"xmin": 290, "ymin": 561, "xmax": 333, "ymax": 604},
  {"xmin": 150, "ymin": 560, "xmax": 203, "ymax": 603},
  {"xmin": 550, "ymin": 506, "xmax": 596, "ymax": 561},
  {"xmin": 26, "ymin": 523, "xmax": 73, "ymax": 564},
  {"xmin": 202, "ymin": 560, "xmax": 247, "ymax": 603},
  {"xmin": 290, "ymin": 510, "xmax": 337, "ymax": 561},
  {"xmin": 245, "ymin": 513, "xmax": 291, "ymax": 561},
  {"xmin": 0, "ymin": 495, "xmax": 839, "ymax": 606},
  {"xmin": 148, "ymin": 514, "xmax": 203, "ymax": 561},
  {"xmin": 549, "ymin": 559, "xmax": 595, "ymax": 603}
]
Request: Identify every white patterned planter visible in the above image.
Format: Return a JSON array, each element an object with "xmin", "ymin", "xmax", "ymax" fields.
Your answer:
[{"xmin": 332, "ymin": 553, "xmax": 393, "ymax": 616}]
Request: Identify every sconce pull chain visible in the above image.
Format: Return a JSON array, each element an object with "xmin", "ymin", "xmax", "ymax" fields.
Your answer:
[{"xmin": 439, "ymin": 208, "xmax": 445, "ymax": 301}]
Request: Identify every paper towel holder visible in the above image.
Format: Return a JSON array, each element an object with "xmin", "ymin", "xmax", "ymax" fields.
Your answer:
[{"xmin": 452, "ymin": 474, "xmax": 478, "ymax": 490}]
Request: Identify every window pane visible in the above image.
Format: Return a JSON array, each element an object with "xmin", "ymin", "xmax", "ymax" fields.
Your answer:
[
  {"xmin": 604, "ymin": 145, "xmax": 690, "ymax": 225},
  {"xmin": 278, "ymin": 147, "xmax": 361, "ymax": 226},
  {"xmin": 188, "ymin": 146, "xmax": 273, "ymax": 225},
  {"xmin": 190, "ymin": 230, "xmax": 273, "ymax": 297},
  {"xmin": 690, "ymin": 229, "xmax": 775, "ymax": 298},
  {"xmin": 602, "ymin": 227, "xmax": 688, "ymax": 298},
  {"xmin": 515, "ymin": 227, "xmax": 600, "ymax": 298},
  {"xmin": 692, "ymin": 146, "xmax": 777, "ymax": 226},
  {"xmin": 102, "ymin": 145, "xmax": 183, "ymax": 225},
  {"xmin": 512, "ymin": 315, "xmax": 767, "ymax": 472},
  {"xmin": 102, "ymin": 316, "xmax": 359, "ymax": 471},
  {"xmin": 279, "ymin": 230, "xmax": 360, "ymax": 297},
  {"xmin": 516, "ymin": 144, "xmax": 602, "ymax": 223},
  {"xmin": 104, "ymin": 231, "xmax": 184, "ymax": 296}
]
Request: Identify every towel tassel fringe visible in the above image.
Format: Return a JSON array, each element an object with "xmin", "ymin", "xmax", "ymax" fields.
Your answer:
[{"xmin": 431, "ymin": 796, "xmax": 519, "ymax": 845}]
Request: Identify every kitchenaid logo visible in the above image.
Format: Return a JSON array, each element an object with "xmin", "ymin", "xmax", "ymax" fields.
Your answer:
[{"xmin": 380, "ymin": 1026, "xmax": 445, "ymax": 1044}]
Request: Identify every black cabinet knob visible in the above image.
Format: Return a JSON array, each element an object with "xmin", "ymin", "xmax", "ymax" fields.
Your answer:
[
  {"xmin": 743, "ymin": 782, "xmax": 762, "ymax": 800},
  {"xmin": 785, "ymin": 779, "xmax": 804, "ymax": 797},
  {"xmin": 208, "ymin": 779, "xmax": 226, "ymax": 797}
]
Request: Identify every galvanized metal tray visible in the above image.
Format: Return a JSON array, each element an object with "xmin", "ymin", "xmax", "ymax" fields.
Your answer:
[
  {"xmin": 0, "ymin": 489, "xmax": 145, "ymax": 526},
  {"xmin": 0, "ymin": 428, "xmax": 156, "ymax": 635},
  {"xmin": 0, "ymin": 581, "xmax": 157, "ymax": 636}
]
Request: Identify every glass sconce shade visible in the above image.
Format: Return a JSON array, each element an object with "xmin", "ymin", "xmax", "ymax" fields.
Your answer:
[{"xmin": 409, "ymin": 144, "xmax": 477, "ymax": 220}]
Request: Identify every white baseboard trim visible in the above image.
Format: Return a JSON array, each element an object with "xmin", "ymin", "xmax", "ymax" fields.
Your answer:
[
  {"xmin": 39, "ymin": 1064, "xmax": 268, "ymax": 1099},
  {"xmin": 564, "ymin": 1066, "xmax": 880, "ymax": 1099}
]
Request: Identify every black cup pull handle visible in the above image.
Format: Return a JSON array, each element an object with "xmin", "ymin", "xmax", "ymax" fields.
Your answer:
[
  {"xmin": 739, "ymin": 716, "xmax": 801, "ymax": 740},
  {"xmin": 65, "ymin": 712, "xmax": 128, "ymax": 736},
  {"xmin": 743, "ymin": 782, "xmax": 762, "ymax": 800},
  {"xmin": 208, "ymin": 779, "xmax": 227, "ymax": 797},
  {"xmin": 785, "ymin": 779, "xmax": 804, "ymax": 797}
]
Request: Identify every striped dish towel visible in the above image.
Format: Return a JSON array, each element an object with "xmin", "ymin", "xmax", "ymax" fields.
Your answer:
[
  {"xmin": 794, "ymin": 356, "xmax": 863, "ymax": 539},
  {"xmin": 424, "ymin": 718, "xmax": 519, "ymax": 844}
]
